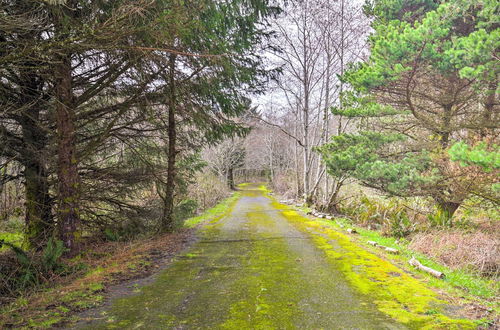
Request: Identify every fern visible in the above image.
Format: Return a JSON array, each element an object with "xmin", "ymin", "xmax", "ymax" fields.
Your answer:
[{"xmin": 42, "ymin": 238, "xmax": 67, "ymax": 272}]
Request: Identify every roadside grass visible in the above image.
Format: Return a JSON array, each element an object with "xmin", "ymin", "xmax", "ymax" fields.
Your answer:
[
  {"xmin": 184, "ymin": 192, "xmax": 240, "ymax": 228},
  {"xmin": 292, "ymin": 202, "xmax": 498, "ymax": 300},
  {"xmin": 326, "ymin": 217, "xmax": 499, "ymax": 301},
  {"xmin": 296, "ymin": 207, "xmax": 500, "ymax": 328},
  {"xmin": 0, "ymin": 231, "xmax": 193, "ymax": 328},
  {"xmin": 275, "ymin": 194, "xmax": 498, "ymax": 326},
  {"xmin": 1, "ymin": 192, "xmax": 240, "ymax": 328}
]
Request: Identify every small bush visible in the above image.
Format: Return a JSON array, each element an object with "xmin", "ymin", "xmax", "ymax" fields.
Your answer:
[
  {"xmin": 271, "ymin": 171, "xmax": 296, "ymax": 198},
  {"xmin": 427, "ymin": 209, "xmax": 453, "ymax": 227},
  {"xmin": 186, "ymin": 171, "xmax": 230, "ymax": 211},
  {"xmin": 341, "ymin": 195, "xmax": 419, "ymax": 237},
  {"xmin": 174, "ymin": 199, "xmax": 198, "ymax": 225},
  {"xmin": 100, "ymin": 215, "xmax": 150, "ymax": 242},
  {"xmin": 42, "ymin": 238, "xmax": 67, "ymax": 273},
  {"xmin": 384, "ymin": 209, "xmax": 416, "ymax": 238},
  {"xmin": 0, "ymin": 238, "xmax": 68, "ymax": 296}
]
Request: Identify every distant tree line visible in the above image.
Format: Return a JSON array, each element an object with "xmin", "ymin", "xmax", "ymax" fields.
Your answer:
[{"xmin": 247, "ymin": 0, "xmax": 497, "ymax": 223}]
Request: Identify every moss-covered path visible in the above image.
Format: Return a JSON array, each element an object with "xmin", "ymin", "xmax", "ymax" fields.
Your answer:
[{"xmin": 78, "ymin": 184, "xmax": 474, "ymax": 329}]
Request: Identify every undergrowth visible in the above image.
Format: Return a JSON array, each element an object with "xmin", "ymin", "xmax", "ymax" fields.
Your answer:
[{"xmin": 184, "ymin": 192, "xmax": 240, "ymax": 228}]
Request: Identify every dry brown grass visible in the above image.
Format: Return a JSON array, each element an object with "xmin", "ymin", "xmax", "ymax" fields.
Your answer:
[
  {"xmin": 271, "ymin": 172, "xmax": 296, "ymax": 198},
  {"xmin": 409, "ymin": 228, "xmax": 500, "ymax": 277}
]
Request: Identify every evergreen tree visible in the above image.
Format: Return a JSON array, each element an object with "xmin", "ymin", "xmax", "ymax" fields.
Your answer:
[
  {"xmin": 318, "ymin": 0, "xmax": 499, "ymax": 220},
  {"xmin": 1, "ymin": 0, "xmax": 279, "ymax": 252}
]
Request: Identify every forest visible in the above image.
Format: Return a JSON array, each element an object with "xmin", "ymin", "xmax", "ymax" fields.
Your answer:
[{"xmin": 0, "ymin": 0, "xmax": 498, "ymax": 328}]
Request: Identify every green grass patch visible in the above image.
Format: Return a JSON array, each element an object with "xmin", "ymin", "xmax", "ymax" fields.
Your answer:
[
  {"xmin": 183, "ymin": 192, "xmax": 241, "ymax": 228},
  {"xmin": 0, "ymin": 232, "xmax": 24, "ymax": 252},
  {"xmin": 320, "ymin": 217, "xmax": 498, "ymax": 300}
]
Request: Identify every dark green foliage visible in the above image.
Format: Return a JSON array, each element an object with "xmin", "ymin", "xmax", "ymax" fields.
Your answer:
[
  {"xmin": 174, "ymin": 199, "xmax": 199, "ymax": 224},
  {"xmin": 317, "ymin": 132, "xmax": 437, "ymax": 196},
  {"xmin": 364, "ymin": 0, "xmax": 439, "ymax": 22},
  {"xmin": 449, "ymin": 142, "xmax": 500, "ymax": 172},
  {"xmin": 0, "ymin": 238, "xmax": 67, "ymax": 294},
  {"xmin": 1, "ymin": 0, "xmax": 280, "ymax": 253},
  {"xmin": 41, "ymin": 238, "xmax": 67, "ymax": 273}
]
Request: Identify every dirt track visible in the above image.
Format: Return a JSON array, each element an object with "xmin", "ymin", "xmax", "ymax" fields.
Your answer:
[{"xmin": 77, "ymin": 184, "xmax": 470, "ymax": 329}]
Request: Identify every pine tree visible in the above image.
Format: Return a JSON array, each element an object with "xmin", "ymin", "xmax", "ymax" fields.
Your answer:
[{"xmin": 318, "ymin": 0, "xmax": 499, "ymax": 220}]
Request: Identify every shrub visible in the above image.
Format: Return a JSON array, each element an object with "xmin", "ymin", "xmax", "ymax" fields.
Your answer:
[
  {"xmin": 174, "ymin": 199, "xmax": 198, "ymax": 225},
  {"xmin": 427, "ymin": 209, "xmax": 453, "ymax": 227},
  {"xmin": 186, "ymin": 171, "xmax": 230, "ymax": 211},
  {"xmin": 384, "ymin": 209, "xmax": 416, "ymax": 238},
  {"xmin": 341, "ymin": 195, "xmax": 419, "ymax": 237},
  {"xmin": 0, "ymin": 238, "xmax": 67, "ymax": 297}
]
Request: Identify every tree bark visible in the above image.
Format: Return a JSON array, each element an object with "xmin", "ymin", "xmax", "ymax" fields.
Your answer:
[
  {"xmin": 55, "ymin": 53, "xmax": 80, "ymax": 255},
  {"xmin": 24, "ymin": 160, "xmax": 52, "ymax": 249},
  {"xmin": 326, "ymin": 183, "xmax": 341, "ymax": 213},
  {"xmin": 161, "ymin": 54, "xmax": 177, "ymax": 232},
  {"xmin": 227, "ymin": 167, "xmax": 235, "ymax": 190},
  {"xmin": 481, "ymin": 80, "xmax": 497, "ymax": 138}
]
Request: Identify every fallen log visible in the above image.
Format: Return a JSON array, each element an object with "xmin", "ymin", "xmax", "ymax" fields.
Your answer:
[
  {"xmin": 409, "ymin": 257, "xmax": 445, "ymax": 278},
  {"xmin": 381, "ymin": 246, "xmax": 399, "ymax": 254}
]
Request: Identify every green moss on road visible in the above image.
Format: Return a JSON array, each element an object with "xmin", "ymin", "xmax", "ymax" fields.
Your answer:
[
  {"xmin": 79, "ymin": 184, "xmax": 477, "ymax": 329},
  {"xmin": 272, "ymin": 200, "xmax": 477, "ymax": 329}
]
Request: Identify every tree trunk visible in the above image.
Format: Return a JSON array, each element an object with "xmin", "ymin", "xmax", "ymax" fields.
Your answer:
[
  {"xmin": 18, "ymin": 66, "xmax": 53, "ymax": 249},
  {"xmin": 437, "ymin": 200, "xmax": 460, "ymax": 219},
  {"xmin": 337, "ymin": 0, "xmax": 345, "ymax": 136},
  {"xmin": 326, "ymin": 181, "xmax": 342, "ymax": 213},
  {"xmin": 24, "ymin": 161, "xmax": 52, "ymax": 249},
  {"xmin": 481, "ymin": 80, "xmax": 497, "ymax": 138},
  {"xmin": 161, "ymin": 54, "xmax": 177, "ymax": 232},
  {"xmin": 302, "ymin": 56, "xmax": 310, "ymax": 203},
  {"xmin": 293, "ymin": 123, "xmax": 302, "ymax": 197},
  {"xmin": 269, "ymin": 147, "xmax": 274, "ymax": 183},
  {"xmin": 227, "ymin": 167, "xmax": 235, "ymax": 190},
  {"xmin": 55, "ymin": 54, "xmax": 80, "ymax": 255}
]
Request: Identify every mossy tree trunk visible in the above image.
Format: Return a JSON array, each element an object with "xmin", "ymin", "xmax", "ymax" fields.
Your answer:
[{"xmin": 24, "ymin": 159, "xmax": 52, "ymax": 249}]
